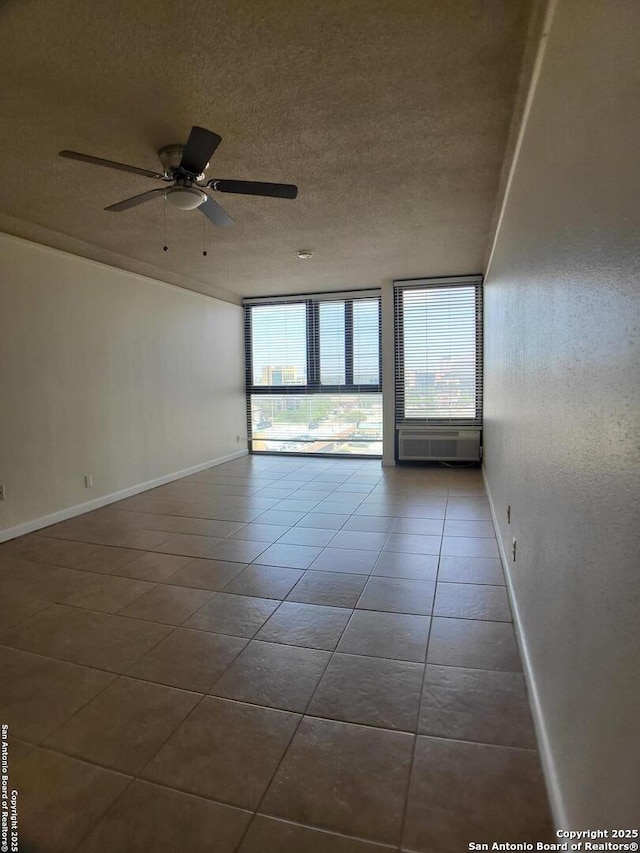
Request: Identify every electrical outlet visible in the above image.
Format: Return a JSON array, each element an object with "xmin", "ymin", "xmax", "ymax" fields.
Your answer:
[
  {"xmin": 512, "ymin": 538, "xmax": 517, "ymax": 561},
  {"xmin": 0, "ymin": 484, "xmax": 5, "ymax": 501},
  {"xmin": 84, "ymin": 475, "xmax": 93, "ymax": 489},
  {"xmin": 507, "ymin": 504, "xmax": 511, "ymax": 524}
]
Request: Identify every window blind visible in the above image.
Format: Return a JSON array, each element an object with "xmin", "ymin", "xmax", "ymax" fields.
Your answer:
[
  {"xmin": 244, "ymin": 291, "xmax": 382, "ymax": 455},
  {"xmin": 394, "ymin": 276, "xmax": 483, "ymax": 427}
]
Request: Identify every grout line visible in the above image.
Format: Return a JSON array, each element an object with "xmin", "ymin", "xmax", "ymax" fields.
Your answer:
[
  {"xmin": 396, "ymin": 489, "xmax": 446, "ymax": 850},
  {"xmin": 0, "ymin": 600, "xmax": 55, "ymax": 631},
  {"xmin": 69, "ymin": 776, "xmax": 138, "ymax": 852},
  {"xmin": 235, "ymin": 813, "xmax": 399, "ymax": 850}
]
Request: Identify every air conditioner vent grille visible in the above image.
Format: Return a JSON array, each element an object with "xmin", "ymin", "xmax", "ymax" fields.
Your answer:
[{"xmin": 397, "ymin": 428, "xmax": 481, "ymax": 462}]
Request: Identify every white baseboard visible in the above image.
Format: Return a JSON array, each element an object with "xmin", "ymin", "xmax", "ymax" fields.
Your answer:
[
  {"xmin": 0, "ymin": 449, "xmax": 249, "ymax": 544},
  {"xmin": 482, "ymin": 466, "xmax": 568, "ymax": 831}
]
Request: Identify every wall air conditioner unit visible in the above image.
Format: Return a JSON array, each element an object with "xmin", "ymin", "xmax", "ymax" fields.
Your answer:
[{"xmin": 397, "ymin": 428, "xmax": 481, "ymax": 462}]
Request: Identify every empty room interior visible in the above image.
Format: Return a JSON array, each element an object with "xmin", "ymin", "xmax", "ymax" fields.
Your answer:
[{"xmin": 0, "ymin": 0, "xmax": 638, "ymax": 851}]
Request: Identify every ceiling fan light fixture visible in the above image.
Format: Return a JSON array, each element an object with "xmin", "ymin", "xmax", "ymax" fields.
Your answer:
[{"xmin": 164, "ymin": 186, "xmax": 207, "ymax": 211}]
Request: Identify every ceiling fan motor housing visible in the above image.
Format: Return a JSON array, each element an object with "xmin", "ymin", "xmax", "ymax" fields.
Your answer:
[
  {"xmin": 158, "ymin": 144, "xmax": 185, "ymax": 172},
  {"xmin": 159, "ymin": 144, "xmax": 208, "ymax": 180}
]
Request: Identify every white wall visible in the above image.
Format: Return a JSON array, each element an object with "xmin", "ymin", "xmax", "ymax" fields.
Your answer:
[
  {"xmin": 483, "ymin": 0, "xmax": 640, "ymax": 828},
  {"xmin": 0, "ymin": 234, "xmax": 246, "ymax": 536}
]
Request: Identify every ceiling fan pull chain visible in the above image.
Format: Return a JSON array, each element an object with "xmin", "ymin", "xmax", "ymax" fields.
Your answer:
[
  {"xmin": 202, "ymin": 213, "xmax": 207, "ymax": 257},
  {"xmin": 163, "ymin": 203, "xmax": 168, "ymax": 252}
]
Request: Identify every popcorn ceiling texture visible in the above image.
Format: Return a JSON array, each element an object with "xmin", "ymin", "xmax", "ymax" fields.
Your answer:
[{"xmin": 0, "ymin": 0, "xmax": 533, "ymax": 301}]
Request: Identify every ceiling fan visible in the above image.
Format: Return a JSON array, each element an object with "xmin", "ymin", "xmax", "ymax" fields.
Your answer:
[{"xmin": 59, "ymin": 125, "xmax": 298, "ymax": 227}]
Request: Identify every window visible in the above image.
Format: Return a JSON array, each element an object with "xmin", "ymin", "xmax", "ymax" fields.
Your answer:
[
  {"xmin": 394, "ymin": 277, "xmax": 483, "ymax": 426},
  {"xmin": 244, "ymin": 292, "xmax": 382, "ymax": 455},
  {"xmin": 319, "ymin": 302, "xmax": 346, "ymax": 385},
  {"xmin": 251, "ymin": 304, "xmax": 307, "ymax": 386}
]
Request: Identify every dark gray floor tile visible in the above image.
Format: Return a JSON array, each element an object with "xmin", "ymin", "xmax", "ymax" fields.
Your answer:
[
  {"xmin": 127, "ymin": 627, "xmax": 247, "ymax": 692},
  {"xmin": 311, "ymin": 548, "xmax": 378, "ymax": 574},
  {"xmin": 256, "ymin": 601, "xmax": 352, "ymax": 650},
  {"xmin": 230, "ymin": 523, "xmax": 294, "ymax": 543},
  {"xmin": 356, "ymin": 577, "xmax": 435, "ymax": 615},
  {"xmin": 438, "ymin": 555, "xmax": 505, "ymax": 585},
  {"xmin": 239, "ymin": 816, "xmax": 392, "ymax": 852},
  {"xmin": 0, "ymin": 604, "xmax": 171, "ymax": 672},
  {"xmin": 0, "ymin": 646, "xmax": 115, "ymax": 741},
  {"xmin": 441, "ymin": 536, "xmax": 500, "ymax": 559},
  {"xmin": 262, "ymin": 717, "xmax": 413, "ymax": 845},
  {"xmin": 427, "ymin": 617, "xmax": 522, "ymax": 671},
  {"xmin": 278, "ymin": 527, "xmax": 337, "ymax": 546},
  {"xmin": 255, "ymin": 543, "xmax": 324, "ymax": 569},
  {"xmin": 308, "ymin": 652, "xmax": 423, "ymax": 731},
  {"xmin": 296, "ymin": 513, "xmax": 350, "ymax": 529},
  {"xmin": 184, "ymin": 592, "xmax": 279, "ymax": 637},
  {"xmin": 117, "ymin": 584, "xmax": 214, "ymax": 625},
  {"xmin": 419, "ymin": 665, "xmax": 537, "ymax": 747},
  {"xmin": 44, "ymin": 676, "xmax": 199, "ymax": 773},
  {"xmin": 79, "ymin": 781, "xmax": 251, "ymax": 853},
  {"xmin": 403, "ymin": 737, "xmax": 553, "ymax": 851},
  {"xmin": 286, "ymin": 571, "xmax": 368, "ymax": 608},
  {"xmin": 433, "ymin": 582, "xmax": 512, "ymax": 621},
  {"xmin": 337, "ymin": 610, "xmax": 430, "ymax": 662},
  {"xmin": 142, "ymin": 697, "xmax": 299, "ymax": 809},
  {"xmin": 210, "ymin": 640, "xmax": 330, "ymax": 712},
  {"xmin": 165, "ymin": 558, "xmax": 246, "ymax": 590},
  {"xmin": 372, "ymin": 552, "xmax": 438, "ymax": 581},
  {"xmin": 329, "ymin": 531, "xmax": 390, "ymax": 551},
  {"xmin": 224, "ymin": 564, "xmax": 304, "ymax": 599},
  {"xmin": 11, "ymin": 748, "xmax": 131, "ymax": 853}
]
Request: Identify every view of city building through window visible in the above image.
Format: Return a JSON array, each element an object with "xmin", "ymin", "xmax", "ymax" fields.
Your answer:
[
  {"xmin": 250, "ymin": 393, "xmax": 383, "ymax": 455},
  {"xmin": 245, "ymin": 295, "xmax": 382, "ymax": 455}
]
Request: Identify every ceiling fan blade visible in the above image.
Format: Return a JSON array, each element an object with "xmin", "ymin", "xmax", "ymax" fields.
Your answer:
[
  {"xmin": 210, "ymin": 179, "xmax": 298, "ymax": 200},
  {"xmin": 179, "ymin": 126, "xmax": 222, "ymax": 175},
  {"xmin": 105, "ymin": 188, "xmax": 165, "ymax": 211},
  {"xmin": 59, "ymin": 150, "xmax": 163, "ymax": 180},
  {"xmin": 199, "ymin": 194, "xmax": 234, "ymax": 227}
]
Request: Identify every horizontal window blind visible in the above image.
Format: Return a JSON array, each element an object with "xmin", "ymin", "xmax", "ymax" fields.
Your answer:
[
  {"xmin": 244, "ymin": 291, "xmax": 382, "ymax": 455},
  {"xmin": 250, "ymin": 303, "xmax": 307, "ymax": 386},
  {"xmin": 353, "ymin": 298, "xmax": 380, "ymax": 385},
  {"xmin": 319, "ymin": 301, "xmax": 346, "ymax": 385},
  {"xmin": 394, "ymin": 276, "xmax": 483, "ymax": 427}
]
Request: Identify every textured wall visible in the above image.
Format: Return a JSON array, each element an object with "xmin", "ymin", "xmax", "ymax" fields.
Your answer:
[
  {"xmin": 0, "ymin": 234, "xmax": 246, "ymax": 533},
  {"xmin": 483, "ymin": 0, "xmax": 640, "ymax": 827}
]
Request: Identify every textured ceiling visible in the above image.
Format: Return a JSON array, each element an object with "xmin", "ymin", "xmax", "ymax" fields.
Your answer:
[{"xmin": 0, "ymin": 0, "xmax": 534, "ymax": 303}]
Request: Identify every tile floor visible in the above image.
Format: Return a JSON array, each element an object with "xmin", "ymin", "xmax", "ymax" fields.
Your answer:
[{"xmin": 0, "ymin": 456, "xmax": 554, "ymax": 852}]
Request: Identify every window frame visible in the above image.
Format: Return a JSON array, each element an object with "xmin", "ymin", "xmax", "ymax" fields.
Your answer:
[
  {"xmin": 245, "ymin": 293, "xmax": 382, "ymax": 398},
  {"xmin": 394, "ymin": 275, "xmax": 483, "ymax": 428}
]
